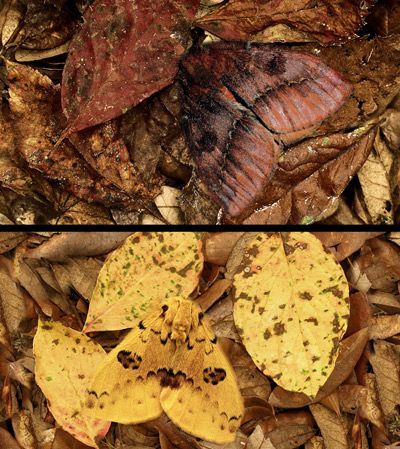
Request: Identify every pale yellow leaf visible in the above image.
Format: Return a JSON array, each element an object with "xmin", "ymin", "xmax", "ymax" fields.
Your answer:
[
  {"xmin": 84, "ymin": 232, "xmax": 204, "ymax": 332},
  {"xmin": 33, "ymin": 319, "xmax": 110, "ymax": 447},
  {"xmin": 233, "ymin": 233, "xmax": 349, "ymax": 398}
]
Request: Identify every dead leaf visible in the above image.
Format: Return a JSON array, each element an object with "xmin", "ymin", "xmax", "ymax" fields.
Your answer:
[
  {"xmin": 368, "ymin": 315, "xmax": 400, "ymax": 340},
  {"xmin": 196, "ymin": 279, "xmax": 232, "ymax": 312},
  {"xmin": 369, "ymin": 340, "xmax": 400, "ymax": 418},
  {"xmin": 305, "ymin": 436, "xmax": 325, "ymax": 449},
  {"xmin": 357, "ymin": 134, "xmax": 394, "ymax": 224},
  {"xmin": 196, "ymin": 0, "xmax": 372, "ymax": 44},
  {"xmin": 61, "ymin": 0, "xmax": 200, "ymax": 134},
  {"xmin": 6, "ymin": 61, "xmax": 146, "ymax": 211},
  {"xmin": 33, "ymin": 318, "xmax": 110, "ymax": 447},
  {"xmin": 154, "ymin": 186, "xmax": 184, "ymax": 224},
  {"xmin": 312, "ymin": 232, "xmax": 383, "ymax": 262},
  {"xmin": 247, "ymin": 426, "xmax": 277, "ymax": 449},
  {"xmin": 0, "ymin": 232, "xmax": 27, "ymax": 254},
  {"xmin": 84, "ymin": 232, "xmax": 203, "ymax": 332},
  {"xmin": 204, "ymin": 233, "xmax": 243, "ymax": 266},
  {"xmin": 269, "ymin": 329, "xmax": 369, "ymax": 408},
  {"xmin": 233, "ymin": 232, "xmax": 349, "ymax": 397},
  {"xmin": 358, "ymin": 373, "xmax": 386, "ymax": 431},
  {"xmin": 243, "ymin": 126, "xmax": 377, "ymax": 224},
  {"xmin": 0, "ymin": 427, "xmax": 23, "ymax": 449},
  {"xmin": 309, "ymin": 404, "xmax": 350, "ymax": 449},
  {"xmin": 26, "ymin": 232, "xmax": 133, "ymax": 262}
]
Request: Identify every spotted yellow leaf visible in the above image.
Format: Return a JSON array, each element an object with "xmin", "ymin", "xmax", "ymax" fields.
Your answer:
[
  {"xmin": 232, "ymin": 232, "xmax": 349, "ymax": 398},
  {"xmin": 84, "ymin": 232, "xmax": 204, "ymax": 332},
  {"xmin": 33, "ymin": 318, "xmax": 110, "ymax": 447}
]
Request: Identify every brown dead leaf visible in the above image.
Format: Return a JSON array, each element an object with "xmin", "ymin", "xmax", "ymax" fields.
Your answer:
[
  {"xmin": 309, "ymin": 404, "xmax": 350, "ymax": 449},
  {"xmin": 221, "ymin": 338, "xmax": 271, "ymax": 399},
  {"xmin": 358, "ymin": 373, "xmax": 386, "ymax": 431},
  {"xmin": 369, "ymin": 315, "xmax": 400, "ymax": 340},
  {"xmin": 247, "ymin": 426, "xmax": 277, "ymax": 449},
  {"xmin": 243, "ymin": 126, "xmax": 377, "ymax": 224},
  {"xmin": 196, "ymin": 279, "xmax": 232, "ymax": 312},
  {"xmin": 0, "ymin": 427, "xmax": 23, "ymax": 449},
  {"xmin": 357, "ymin": 132, "xmax": 395, "ymax": 224},
  {"xmin": 52, "ymin": 428, "xmax": 92, "ymax": 449},
  {"xmin": 206, "ymin": 293, "xmax": 240, "ymax": 342},
  {"xmin": 357, "ymin": 238, "xmax": 400, "ymax": 292},
  {"xmin": 11, "ymin": 409, "xmax": 38, "ymax": 449},
  {"xmin": 0, "ymin": 232, "xmax": 28, "ymax": 254},
  {"xmin": 179, "ymin": 176, "xmax": 219, "ymax": 224},
  {"xmin": 50, "ymin": 257, "xmax": 102, "ymax": 301},
  {"xmin": 305, "ymin": 436, "xmax": 325, "ymax": 449},
  {"xmin": 312, "ymin": 232, "xmax": 383, "ymax": 262},
  {"xmin": 338, "ymin": 384, "xmax": 366, "ymax": 414},
  {"xmin": 26, "ymin": 232, "xmax": 132, "ymax": 262},
  {"xmin": 204, "ymin": 233, "xmax": 243, "ymax": 266},
  {"xmin": 196, "ymin": 0, "xmax": 372, "ymax": 44},
  {"xmin": 369, "ymin": 341, "xmax": 400, "ymax": 419},
  {"xmin": 269, "ymin": 329, "xmax": 369, "ymax": 408},
  {"xmin": 0, "ymin": 264, "xmax": 27, "ymax": 337},
  {"xmin": 367, "ymin": 292, "xmax": 400, "ymax": 315},
  {"xmin": 345, "ymin": 292, "xmax": 372, "ymax": 337}
]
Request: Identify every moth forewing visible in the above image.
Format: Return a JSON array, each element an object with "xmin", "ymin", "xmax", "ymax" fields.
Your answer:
[
  {"xmin": 84, "ymin": 297, "xmax": 244, "ymax": 443},
  {"xmin": 160, "ymin": 315, "xmax": 244, "ymax": 444}
]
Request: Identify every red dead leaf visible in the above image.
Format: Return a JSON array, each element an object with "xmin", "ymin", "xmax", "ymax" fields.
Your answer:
[
  {"xmin": 196, "ymin": 0, "xmax": 373, "ymax": 45},
  {"xmin": 180, "ymin": 42, "xmax": 352, "ymax": 218},
  {"xmin": 61, "ymin": 0, "xmax": 200, "ymax": 134}
]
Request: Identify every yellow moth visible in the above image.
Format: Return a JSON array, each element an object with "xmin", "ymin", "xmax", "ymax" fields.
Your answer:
[{"xmin": 85, "ymin": 296, "xmax": 244, "ymax": 443}]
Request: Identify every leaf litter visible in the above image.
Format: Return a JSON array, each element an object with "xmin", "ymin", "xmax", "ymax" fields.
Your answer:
[
  {"xmin": 0, "ymin": 1, "xmax": 399, "ymax": 223},
  {"xmin": 0, "ymin": 231, "xmax": 400, "ymax": 448}
]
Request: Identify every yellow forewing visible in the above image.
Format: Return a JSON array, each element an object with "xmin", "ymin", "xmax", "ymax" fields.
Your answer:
[
  {"xmin": 233, "ymin": 232, "xmax": 349, "ymax": 398},
  {"xmin": 85, "ymin": 297, "xmax": 243, "ymax": 443},
  {"xmin": 33, "ymin": 319, "xmax": 110, "ymax": 448},
  {"xmin": 84, "ymin": 232, "xmax": 204, "ymax": 332}
]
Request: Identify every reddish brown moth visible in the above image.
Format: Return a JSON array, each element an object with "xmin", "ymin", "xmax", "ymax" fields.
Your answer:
[{"xmin": 180, "ymin": 42, "xmax": 353, "ymax": 219}]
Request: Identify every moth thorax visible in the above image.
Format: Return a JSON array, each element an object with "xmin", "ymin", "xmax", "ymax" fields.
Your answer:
[{"xmin": 170, "ymin": 298, "xmax": 196, "ymax": 343}]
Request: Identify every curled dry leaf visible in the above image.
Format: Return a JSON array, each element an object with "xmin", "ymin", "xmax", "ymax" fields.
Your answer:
[
  {"xmin": 26, "ymin": 232, "xmax": 132, "ymax": 262},
  {"xmin": 84, "ymin": 232, "xmax": 204, "ymax": 332},
  {"xmin": 61, "ymin": 0, "xmax": 200, "ymax": 134},
  {"xmin": 196, "ymin": 0, "xmax": 372, "ymax": 44},
  {"xmin": 33, "ymin": 318, "xmax": 110, "ymax": 447},
  {"xmin": 269, "ymin": 328, "xmax": 369, "ymax": 408},
  {"xmin": 233, "ymin": 233, "xmax": 349, "ymax": 397}
]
